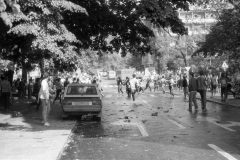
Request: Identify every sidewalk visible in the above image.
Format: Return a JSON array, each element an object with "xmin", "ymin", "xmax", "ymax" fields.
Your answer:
[{"xmin": 0, "ymin": 98, "xmax": 76, "ymax": 160}]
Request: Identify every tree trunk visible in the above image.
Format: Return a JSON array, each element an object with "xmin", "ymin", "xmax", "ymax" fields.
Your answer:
[
  {"xmin": 21, "ymin": 64, "xmax": 27, "ymax": 81},
  {"xmin": 39, "ymin": 59, "xmax": 44, "ymax": 78}
]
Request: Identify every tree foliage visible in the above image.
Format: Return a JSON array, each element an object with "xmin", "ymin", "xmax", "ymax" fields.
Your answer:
[
  {"xmin": 0, "ymin": 0, "xmax": 87, "ymax": 77},
  {"xmin": 63, "ymin": 0, "xmax": 194, "ymax": 57},
  {"xmin": 195, "ymin": 2, "xmax": 240, "ymax": 59}
]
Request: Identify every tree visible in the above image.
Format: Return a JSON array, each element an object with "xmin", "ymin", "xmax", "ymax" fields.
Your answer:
[
  {"xmin": 63, "ymin": 0, "xmax": 194, "ymax": 57},
  {"xmin": 0, "ymin": 0, "xmax": 87, "ymax": 79},
  {"xmin": 195, "ymin": 3, "xmax": 240, "ymax": 61}
]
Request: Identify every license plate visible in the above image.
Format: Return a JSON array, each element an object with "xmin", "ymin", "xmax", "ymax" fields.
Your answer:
[{"xmin": 72, "ymin": 102, "xmax": 92, "ymax": 105}]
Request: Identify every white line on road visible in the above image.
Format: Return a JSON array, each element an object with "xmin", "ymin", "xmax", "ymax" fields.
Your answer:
[
  {"xmin": 136, "ymin": 124, "xmax": 149, "ymax": 137},
  {"xmin": 111, "ymin": 120, "xmax": 149, "ymax": 137},
  {"xmin": 208, "ymin": 144, "xmax": 238, "ymax": 160},
  {"xmin": 206, "ymin": 118, "xmax": 236, "ymax": 132},
  {"xmin": 168, "ymin": 119, "xmax": 186, "ymax": 129}
]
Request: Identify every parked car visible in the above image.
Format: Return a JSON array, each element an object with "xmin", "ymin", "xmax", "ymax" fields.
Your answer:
[{"xmin": 61, "ymin": 83, "xmax": 102, "ymax": 121}]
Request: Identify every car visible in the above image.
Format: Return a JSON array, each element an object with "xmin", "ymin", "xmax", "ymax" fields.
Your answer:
[{"xmin": 61, "ymin": 83, "xmax": 102, "ymax": 121}]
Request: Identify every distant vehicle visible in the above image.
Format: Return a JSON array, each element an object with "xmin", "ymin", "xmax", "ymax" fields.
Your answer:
[
  {"xmin": 116, "ymin": 69, "xmax": 135, "ymax": 80},
  {"xmin": 102, "ymin": 72, "xmax": 107, "ymax": 77},
  {"xmin": 108, "ymin": 70, "xmax": 116, "ymax": 79},
  {"xmin": 61, "ymin": 84, "xmax": 102, "ymax": 121}
]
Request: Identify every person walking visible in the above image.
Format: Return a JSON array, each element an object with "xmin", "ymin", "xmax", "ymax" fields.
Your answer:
[
  {"xmin": 96, "ymin": 79, "xmax": 104, "ymax": 97},
  {"xmin": 129, "ymin": 74, "xmax": 138, "ymax": 101},
  {"xmin": 0, "ymin": 76, "xmax": 11, "ymax": 111},
  {"xmin": 53, "ymin": 78, "xmax": 63, "ymax": 103},
  {"xmin": 210, "ymin": 74, "xmax": 218, "ymax": 98},
  {"xmin": 38, "ymin": 72, "xmax": 51, "ymax": 126},
  {"xmin": 168, "ymin": 75, "xmax": 175, "ymax": 97},
  {"xmin": 219, "ymin": 73, "xmax": 228, "ymax": 102},
  {"xmin": 125, "ymin": 77, "xmax": 131, "ymax": 98},
  {"xmin": 144, "ymin": 78, "xmax": 152, "ymax": 92},
  {"xmin": 117, "ymin": 77, "xmax": 124, "ymax": 95},
  {"xmin": 160, "ymin": 76, "xmax": 166, "ymax": 94},
  {"xmin": 153, "ymin": 79, "xmax": 158, "ymax": 92},
  {"xmin": 138, "ymin": 78, "xmax": 144, "ymax": 93},
  {"xmin": 197, "ymin": 70, "xmax": 207, "ymax": 112},
  {"xmin": 182, "ymin": 75, "xmax": 188, "ymax": 100},
  {"xmin": 188, "ymin": 72, "xmax": 198, "ymax": 111}
]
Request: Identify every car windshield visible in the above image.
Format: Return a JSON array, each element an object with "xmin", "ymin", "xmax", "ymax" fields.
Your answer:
[{"xmin": 66, "ymin": 86, "xmax": 98, "ymax": 95}]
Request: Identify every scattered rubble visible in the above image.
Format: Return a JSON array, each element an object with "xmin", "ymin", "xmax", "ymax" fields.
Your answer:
[{"xmin": 151, "ymin": 112, "xmax": 158, "ymax": 116}]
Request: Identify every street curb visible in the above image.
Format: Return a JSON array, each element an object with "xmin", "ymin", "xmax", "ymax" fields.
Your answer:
[
  {"xmin": 56, "ymin": 120, "xmax": 78, "ymax": 160},
  {"xmin": 196, "ymin": 97, "xmax": 240, "ymax": 109}
]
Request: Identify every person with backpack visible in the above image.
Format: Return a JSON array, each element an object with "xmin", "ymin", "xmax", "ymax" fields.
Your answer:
[
  {"xmin": 219, "ymin": 73, "xmax": 228, "ymax": 102},
  {"xmin": 210, "ymin": 74, "xmax": 218, "ymax": 98}
]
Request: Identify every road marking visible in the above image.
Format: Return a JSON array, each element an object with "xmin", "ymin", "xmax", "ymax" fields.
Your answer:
[
  {"xmin": 111, "ymin": 120, "xmax": 149, "ymax": 137},
  {"xmin": 206, "ymin": 118, "xmax": 237, "ymax": 132},
  {"xmin": 208, "ymin": 144, "xmax": 238, "ymax": 160},
  {"xmin": 168, "ymin": 119, "xmax": 186, "ymax": 129}
]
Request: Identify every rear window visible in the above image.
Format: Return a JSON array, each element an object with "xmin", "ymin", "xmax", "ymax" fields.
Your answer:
[{"xmin": 66, "ymin": 86, "xmax": 98, "ymax": 95}]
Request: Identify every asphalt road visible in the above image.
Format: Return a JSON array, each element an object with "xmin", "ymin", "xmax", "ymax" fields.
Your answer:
[{"xmin": 58, "ymin": 78, "xmax": 240, "ymax": 160}]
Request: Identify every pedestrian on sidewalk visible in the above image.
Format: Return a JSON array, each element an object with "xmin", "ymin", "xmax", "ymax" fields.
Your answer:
[
  {"xmin": 144, "ymin": 78, "xmax": 152, "ymax": 92},
  {"xmin": 130, "ymin": 74, "xmax": 138, "ymax": 101},
  {"xmin": 117, "ymin": 77, "xmax": 124, "ymax": 95},
  {"xmin": 197, "ymin": 70, "xmax": 207, "ymax": 112},
  {"xmin": 96, "ymin": 79, "xmax": 104, "ymax": 97},
  {"xmin": 182, "ymin": 75, "xmax": 188, "ymax": 100},
  {"xmin": 210, "ymin": 74, "xmax": 218, "ymax": 98},
  {"xmin": 63, "ymin": 78, "xmax": 70, "ymax": 90},
  {"xmin": 168, "ymin": 75, "xmax": 175, "ymax": 97},
  {"xmin": 18, "ymin": 78, "xmax": 26, "ymax": 99},
  {"xmin": 38, "ymin": 72, "xmax": 51, "ymax": 126},
  {"xmin": 0, "ymin": 76, "xmax": 11, "ymax": 111},
  {"xmin": 219, "ymin": 73, "xmax": 228, "ymax": 102},
  {"xmin": 188, "ymin": 72, "xmax": 198, "ymax": 111}
]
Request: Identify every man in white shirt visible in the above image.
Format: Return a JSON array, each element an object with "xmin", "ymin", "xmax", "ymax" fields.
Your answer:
[
  {"xmin": 38, "ymin": 72, "xmax": 50, "ymax": 126},
  {"xmin": 129, "ymin": 74, "xmax": 138, "ymax": 101}
]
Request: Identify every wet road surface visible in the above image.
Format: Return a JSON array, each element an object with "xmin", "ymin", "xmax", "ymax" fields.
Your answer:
[{"xmin": 58, "ymin": 79, "xmax": 240, "ymax": 160}]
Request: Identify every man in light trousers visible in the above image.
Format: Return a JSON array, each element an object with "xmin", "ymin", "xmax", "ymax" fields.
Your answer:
[
  {"xmin": 38, "ymin": 72, "xmax": 51, "ymax": 126},
  {"xmin": 188, "ymin": 72, "xmax": 198, "ymax": 111}
]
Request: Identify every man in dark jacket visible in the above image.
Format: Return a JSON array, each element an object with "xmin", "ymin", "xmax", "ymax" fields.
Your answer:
[
  {"xmin": 188, "ymin": 72, "xmax": 198, "ymax": 111},
  {"xmin": 197, "ymin": 70, "xmax": 207, "ymax": 112}
]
